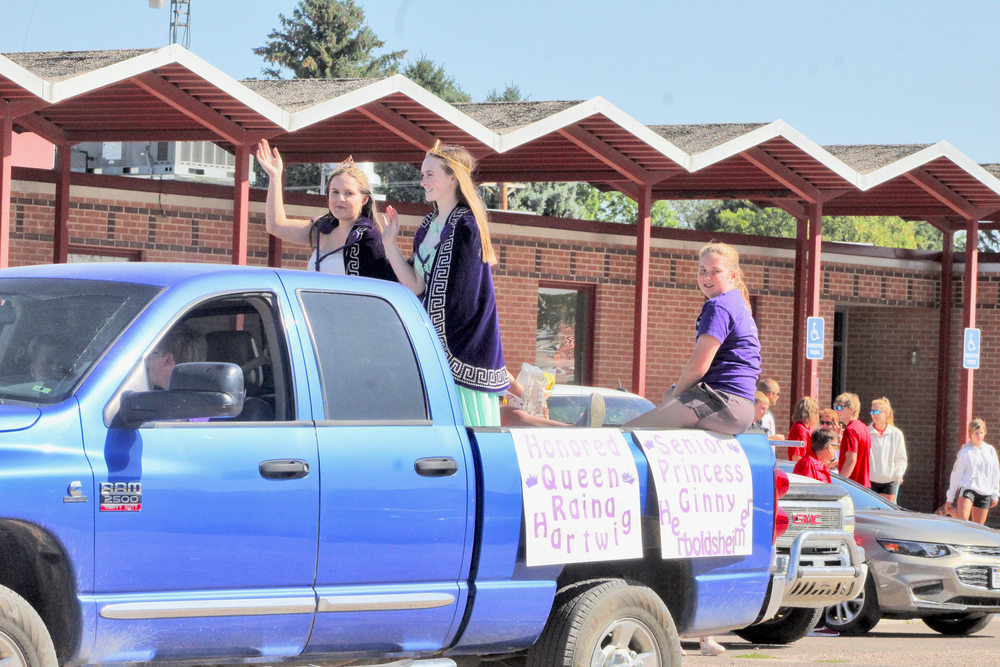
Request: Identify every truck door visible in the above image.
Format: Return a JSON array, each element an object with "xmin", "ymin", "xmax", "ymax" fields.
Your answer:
[
  {"xmin": 84, "ymin": 289, "xmax": 320, "ymax": 663},
  {"xmin": 293, "ymin": 286, "xmax": 475, "ymax": 656}
]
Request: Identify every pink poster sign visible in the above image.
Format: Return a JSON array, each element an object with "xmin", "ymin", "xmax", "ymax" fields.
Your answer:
[
  {"xmin": 512, "ymin": 429, "xmax": 643, "ymax": 567},
  {"xmin": 636, "ymin": 430, "xmax": 754, "ymax": 559}
]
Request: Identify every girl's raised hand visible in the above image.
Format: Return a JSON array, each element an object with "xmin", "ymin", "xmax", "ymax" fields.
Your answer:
[
  {"xmin": 381, "ymin": 205, "xmax": 400, "ymax": 245},
  {"xmin": 254, "ymin": 139, "xmax": 283, "ymax": 179}
]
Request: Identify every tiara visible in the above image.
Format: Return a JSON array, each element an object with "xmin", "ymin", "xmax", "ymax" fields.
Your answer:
[{"xmin": 427, "ymin": 139, "xmax": 470, "ymax": 175}]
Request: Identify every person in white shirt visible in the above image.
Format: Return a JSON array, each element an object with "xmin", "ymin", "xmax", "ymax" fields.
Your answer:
[
  {"xmin": 867, "ymin": 397, "xmax": 907, "ymax": 503},
  {"xmin": 945, "ymin": 418, "xmax": 1000, "ymax": 525},
  {"xmin": 756, "ymin": 378, "xmax": 780, "ymax": 438}
]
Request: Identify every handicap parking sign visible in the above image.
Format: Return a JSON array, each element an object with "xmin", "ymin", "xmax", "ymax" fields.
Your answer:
[
  {"xmin": 806, "ymin": 317, "xmax": 824, "ymax": 360},
  {"xmin": 964, "ymin": 328, "xmax": 981, "ymax": 370}
]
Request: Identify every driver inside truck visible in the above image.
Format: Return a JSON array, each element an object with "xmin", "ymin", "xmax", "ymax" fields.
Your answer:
[
  {"xmin": 145, "ymin": 323, "xmax": 207, "ymax": 390},
  {"xmin": 26, "ymin": 334, "xmax": 69, "ymax": 383}
]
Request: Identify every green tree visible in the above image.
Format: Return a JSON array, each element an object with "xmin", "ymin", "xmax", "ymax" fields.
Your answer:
[
  {"xmin": 403, "ymin": 55, "xmax": 470, "ymax": 103},
  {"xmin": 486, "ymin": 83, "xmax": 525, "ymax": 102},
  {"xmin": 374, "ymin": 56, "xmax": 471, "ymax": 202},
  {"xmin": 254, "ymin": 0, "xmax": 404, "ymax": 191},
  {"xmin": 254, "ymin": 0, "xmax": 405, "ymax": 79},
  {"xmin": 577, "ymin": 189, "xmax": 679, "ymax": 227},
  {"xmin": 506, "ymin": 182, "xmax": 590, "ymax": 219},
  {"xmin": 695, "ymin": 201, "xmax": 942, "ymax": 249}
]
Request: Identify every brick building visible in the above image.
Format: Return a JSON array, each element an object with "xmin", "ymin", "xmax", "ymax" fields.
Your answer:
[{"xmin": 7, "ymin": 170, "xmax": 994, "ymax": 516}]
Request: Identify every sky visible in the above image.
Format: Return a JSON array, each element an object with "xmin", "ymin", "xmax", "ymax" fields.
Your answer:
[{"xmin": 2, "ymin": 0, "xmax": 1000, "ymax": 162}]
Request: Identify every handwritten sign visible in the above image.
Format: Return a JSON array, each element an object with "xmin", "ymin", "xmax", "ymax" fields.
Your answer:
[
  {"xmin": 636, "ymin": 430, "xmax": 754, "ymax": 559},
  {"xmin": 512, "ymin": 429, "xmax": 643, "ymax": 566}
]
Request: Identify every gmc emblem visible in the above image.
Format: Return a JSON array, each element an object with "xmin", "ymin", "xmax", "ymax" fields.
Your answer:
[{"xmin": 792, "ymin": 513, "xmax": 822, "ymax": 525}]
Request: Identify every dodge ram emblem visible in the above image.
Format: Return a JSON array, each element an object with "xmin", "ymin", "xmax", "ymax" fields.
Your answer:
[{"xmin": 100, "ymin": 481, "xmax": 142, "ymax": 512}]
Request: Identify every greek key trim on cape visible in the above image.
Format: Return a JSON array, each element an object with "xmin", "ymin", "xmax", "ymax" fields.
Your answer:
[
  {"xmin": 424, "ymin": 211, "xmax": 508, "ymax": 392},
  {"xmin": 344, "ymin": 242, "xmax": 361, "ymax": 276}
]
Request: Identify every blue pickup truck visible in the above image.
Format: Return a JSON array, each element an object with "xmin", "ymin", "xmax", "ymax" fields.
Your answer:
[{"xmin": 0, "ymin": 263, "xmax": 789, "ymax": 667}]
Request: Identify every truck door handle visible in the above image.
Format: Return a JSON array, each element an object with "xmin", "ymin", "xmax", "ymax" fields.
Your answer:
[
  {"xmin": 259, "ymin": 459, "xmax": 310, "ymax": 480},
  {"xmin": 414, "ymin": 457, "xmax": 458, "ymax": 477}
]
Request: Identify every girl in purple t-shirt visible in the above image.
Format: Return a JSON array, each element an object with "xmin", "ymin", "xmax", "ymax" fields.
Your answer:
[{"xmin": 628, "ymin": 242, "xmax": 761, "ymax": 435}]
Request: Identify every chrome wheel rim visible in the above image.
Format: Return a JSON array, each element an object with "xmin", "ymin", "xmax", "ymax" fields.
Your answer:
[
  {"xmin": 591, "ymin": 617, "xmax": 660, "ymax": 667},
  {"xmin": 0, "ymin": 629, "xmax": 28, "ymax": 667},
  {"xmin": 826, "ymin": 586, "xmax": 865, "ymax": 627}
]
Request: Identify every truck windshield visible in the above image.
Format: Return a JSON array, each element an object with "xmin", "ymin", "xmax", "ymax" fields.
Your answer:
[{"xmin": 0, "ymin": 278, "xmax": 159, "ymax": 404}]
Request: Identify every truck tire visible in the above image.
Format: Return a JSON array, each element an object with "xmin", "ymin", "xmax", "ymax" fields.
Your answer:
[
  {"xmin": 733, "ymin": 606, "xmax": 822, "ymax": 645},
  {"xmin": 823, "ymin": 572, "xmax": 881, "ymax": 636},
  {"xmin": 922, "ymin": 613, "xmax": 993, "ymax": 636},
  {"xmin": 526, "ymin": 579, "xmax": 681, "ymax": 667},
  {"xmin": 0, "ymin": 585, "xmax": 58, "ymax": 667}
]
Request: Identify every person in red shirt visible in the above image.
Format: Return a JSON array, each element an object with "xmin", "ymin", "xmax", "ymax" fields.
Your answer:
[
  {"xmin": 834, "ymin": 392, "xmax": 871, "ymax": 488},
  {"xmin": 786, "ymin": 396, "xmax": 819, "ymax": 462},
  {"xmin": 793, "ymin": 428, "xmax": 837, "ymax": 482}
]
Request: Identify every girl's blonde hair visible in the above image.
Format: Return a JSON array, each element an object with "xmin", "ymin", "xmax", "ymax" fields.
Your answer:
[
  {"xmin": 426, "ymin": 143, "xmax": 498, "ymax": 265},
  {"xmin": 969, "ymin": 418, "xmax": 987, "ymax": 437},
  {"xmin": 699, "ymin": 242, "xmax": 751, "ymax": 311},
  {"xmin": 834, "ymin": 392, "xmax": 860, "ymax": 416},
  {"xmin": 754, "ymin": 391, "xmax": 770, "ymax": 407},
  {"xmin": 792, "ymin": 396, "xmax": 820, "ymax": 425},
  {"xmin": 871, "ymin": 396, "xmax": 894, "ymax": 427}
]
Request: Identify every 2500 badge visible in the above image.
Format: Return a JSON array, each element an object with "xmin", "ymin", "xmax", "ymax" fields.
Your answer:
[{"xmin": 100, "ymin": 482, "xmax": 142, "ymax": 512}]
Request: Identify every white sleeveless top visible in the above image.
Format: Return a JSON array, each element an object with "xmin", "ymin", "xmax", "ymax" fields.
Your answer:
[{"xmin": 307, "ymin": 249, "xmax": 346, "ymax": 275}]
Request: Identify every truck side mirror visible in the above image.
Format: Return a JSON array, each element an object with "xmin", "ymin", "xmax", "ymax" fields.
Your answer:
[{"xmin": 118, "ymin": 362, "xmax": 245, "ymax": 427}]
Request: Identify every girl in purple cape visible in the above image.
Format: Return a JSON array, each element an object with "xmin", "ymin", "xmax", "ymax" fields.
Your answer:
[
  {"xmin": 255, "ymin": 139, "xmax": 395, "ymax": 281},
  {"xmin": 627, "ymin": 242, "xmax": 761, "ymax": 436},
  {"xmin": 381, "ymin": 142, "xmax": 509, "ymax": 427}
]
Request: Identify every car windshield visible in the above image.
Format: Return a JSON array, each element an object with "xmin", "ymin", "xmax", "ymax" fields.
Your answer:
[
  {"xmin": 548, "ymin": 393, "xmax": 655, "ymax": 426},
  {"xmin": 777, "ymin": 460, "xmax": 900, "ymax": 512},
  {"xmin": 832, "ymin": 472, "xmax": 903, "ymax": 511},
  {"xmin": 0, "ymin": 278, "xmax": 158, "ymax": 404}
]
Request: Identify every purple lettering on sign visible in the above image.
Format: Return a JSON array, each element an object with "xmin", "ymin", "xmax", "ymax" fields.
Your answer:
[{"xmin": 512, "ymin": 429, "xmax": 644, "ymax": 567}]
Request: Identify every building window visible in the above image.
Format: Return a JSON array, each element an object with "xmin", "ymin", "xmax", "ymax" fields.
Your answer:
[
  {"xmin": 67, "ymin": 246, "xmax": 141, "ymax": 263},
  {"xmin": 536, "ymin": 283, "xmax": 594, "ymax": 385}
]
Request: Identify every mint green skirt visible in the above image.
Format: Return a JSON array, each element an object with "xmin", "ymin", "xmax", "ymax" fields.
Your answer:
[{"xmin": 456, "ymin": 385, "xmax": 501, "ymax": 427}]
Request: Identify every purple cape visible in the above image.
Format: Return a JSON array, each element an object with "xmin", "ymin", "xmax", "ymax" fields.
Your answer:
[
  {"xmin": 413, "ymin": 205, "xmax": 508, "ymax": 393},
  {"xmin": 312, "ymin": 215, "xmax": 396, "ymax": 281}
]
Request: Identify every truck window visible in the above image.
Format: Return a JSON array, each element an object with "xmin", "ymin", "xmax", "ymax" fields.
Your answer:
[
  {"xmin": 298, "ymin": 291, "xmax": 428, "ymax": 422},
  {"xmin": 123, "ymin": 292, "xmax": 292, "ymax": 422},
  {"xmin": 0, "ymin": 278, "xmax": 159, "ymax": 403}
]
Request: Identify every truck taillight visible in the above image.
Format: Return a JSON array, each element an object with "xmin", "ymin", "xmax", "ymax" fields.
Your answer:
[{"xmin": 773, "ymin": 466, "xmax": 789, "ymax": 545}]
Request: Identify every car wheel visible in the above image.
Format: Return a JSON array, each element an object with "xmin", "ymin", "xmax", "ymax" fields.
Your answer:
[
  {"xmin": 734, "ymin": 606, "xmax": 822, "ymax": 644},
  {"xmin": 526, "ymin": 579, "xmax": 681, "ymax": 666},
  {"xmin": 922, "ymin": 613, "xmax": 993, "ymax": 636},
  {"xmin": 0, "ymin": 585, "xmax": 58, "ymax": 667},
  {"xmin": 823, "ymin": 572, "xmax": 881, "ymax": 636}
]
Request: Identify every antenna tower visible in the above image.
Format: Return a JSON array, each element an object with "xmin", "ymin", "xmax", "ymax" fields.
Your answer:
[{"xmin": 169, "ymin": 0, "xmax": 191, "ymax": 48}]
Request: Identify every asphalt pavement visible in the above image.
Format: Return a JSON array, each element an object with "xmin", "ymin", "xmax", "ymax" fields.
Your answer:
[{"xmin": 681, "ymin": 615, "xmax": 1000, "ymax": 665}]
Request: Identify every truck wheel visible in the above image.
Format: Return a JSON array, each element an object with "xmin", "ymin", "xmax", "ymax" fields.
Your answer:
[
  {"xmin": 0, "ymin": 585, "xmax": 58, "ymax": 667},
  {"xmin": 823, "ymin": 573, "xmax": 880, "ymax": 636},
  {"xmin": 922, "ymin": 613, "xmax": 992, "ymax": 636},
  {"xmin": 733, "ymin": 606, "xmax": 822, "ymax": 645},
  {"xmin": 526, "ymin": 579, "xmax": 681, "ymax": 667}
]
